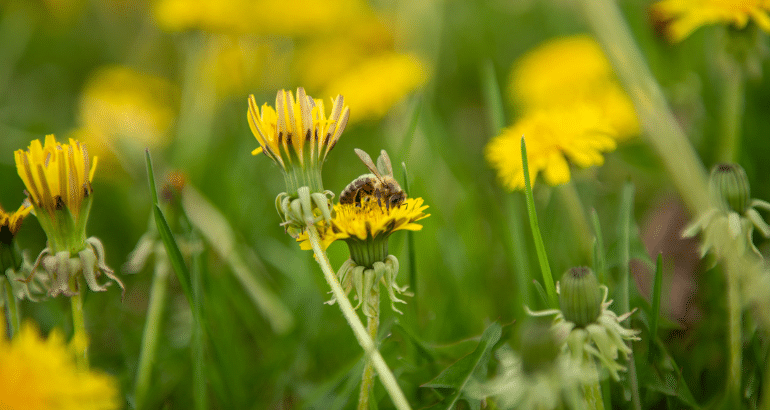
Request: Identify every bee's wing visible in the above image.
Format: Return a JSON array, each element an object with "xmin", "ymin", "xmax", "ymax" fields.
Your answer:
[
  {"xmin": 354, "ymin": 148, "xmax": 382, "ymax": 178},
  {"xmin": 376, "ymin": 150, "xmax": 394, "ymax": 177}
]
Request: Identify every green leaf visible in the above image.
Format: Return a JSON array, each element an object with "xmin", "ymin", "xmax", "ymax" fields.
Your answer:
[{"xmin": 423, "ymin": 322, "xmax": 502, "ymax": 410}]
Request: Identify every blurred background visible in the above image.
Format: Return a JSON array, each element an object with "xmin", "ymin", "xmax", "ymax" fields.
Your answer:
[{"xmin": 2, "ymin": 0, "xmax": 770, "ymax": 408}]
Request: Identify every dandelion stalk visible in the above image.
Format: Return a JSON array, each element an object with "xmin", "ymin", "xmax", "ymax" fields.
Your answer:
[
  {"xmin": 358, "ymin": 292, "xmax": 380, "ymax": 410},
  {"xmin": 521, "ymin": 137, "xmax": 557, "ymax": 308},
  {"xmin": 3, "ymin": 279, "xmax": 19, "ymax": 338},
  {"xmin": 726, "ymin": 272, "xmax": 742, "ymax": 407},
  {"xmin": 557, "ymin": 181, "xmax": 593, "ymax": 262},
  {"xmin": 717, "ymin": 55, "xmax": 744, "ymax": 163},
  {"xmin": 134, "ymin": 260, "xmax": 170, "ymax": 409},
  {"xmin": 305, "ymin": 222, "xmax": 411, "ymax": 410},
  {"xmin": 584, "ymin": 361, "xmax": 605, "ymax": 410},
  {"xmin": 71, "ymin": 277, "xmax": 88, "ymax": 371}
]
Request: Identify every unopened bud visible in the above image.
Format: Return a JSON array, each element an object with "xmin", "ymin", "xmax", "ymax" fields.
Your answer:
[
  {"xmin": 710, "ymin": 163, "xmax": 750, "ymax": 214},
  {"xmin": 559, "ymin": 267, "xmax": 601, "ymax": 327}
]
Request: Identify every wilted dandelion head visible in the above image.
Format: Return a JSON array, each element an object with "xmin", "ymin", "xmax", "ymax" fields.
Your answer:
[
  {"xmin": 0, "ymin": 203, "xmax": 32, "ymax": 245},
  {"xmin": 485, "ymin": 107, "xmax": 617, "ymax": 190},
  {"xmin": 651, "ymin": 0, "xmax": 770, "ymax": 42},
  {"xmin": 0, "ymin": 321, "xmax": 120, "ymax": 410}
]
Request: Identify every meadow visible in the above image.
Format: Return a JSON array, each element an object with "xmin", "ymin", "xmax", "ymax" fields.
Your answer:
[{"xmin": 2, "ymin": 0, "xmax": 770, "ymax": 409}]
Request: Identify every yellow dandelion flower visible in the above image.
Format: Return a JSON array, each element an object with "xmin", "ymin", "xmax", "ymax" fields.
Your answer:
[
  {"xmin": 0, "ymin": 203, "xmax": 32, "ymax": 244},
  {"xmin": 651, "ymin": 0, "xmax": 770, "ymax": 42},
  {"xmin": 299, "ymin": 197, "xmax": 430, "ymax": 251},
  {"xmin": 79, "ymin": 66, "xmax": 177, "ymax": 150},
  {"xmin": 248, "ymin": 88, "xmax": 350, "ymax": 195},
  {"xmin": 485, "ymin": 106, "xmax": 617, "ymax": 191},
  {"xmin": 323, "ymin": 52, "xmax": 429, "ymax": 123},
  {"xmin": 510, "ymin": 35, "xmax": 639, "ymax": 140},
  {"xmin": 0, "ymin": 321, "xmax": 120, "ymax": 410},
  {"xmin": 15, "ymin": 135, "xmax": 96, "ymax": 223},
  {"xmin": 15, "ymin": 135, "xmax": 122, "ymax": 296}
]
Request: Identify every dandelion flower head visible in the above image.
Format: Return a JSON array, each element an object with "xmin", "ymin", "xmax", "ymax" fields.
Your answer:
[
  {"xmin": 0, "ymin": 321, "xmax": 120, "ymax": 410},
  {"xmin": 0, "ymin": 203, "xmax": 32, "ymax": 244},
  {"xmin": 14, "ymin": 135, "xmax": 97, "ymax": 219},
  {"xmin": 485, "ymin": 107, "xmax": 617, "ymax": 191},
  {"xmin": 651, "ymin": 0, "xmax": 770, "ymax": 42},
  {"xmin": 299, "ymin": 197, "xmax": 430, "ymax": 250}
]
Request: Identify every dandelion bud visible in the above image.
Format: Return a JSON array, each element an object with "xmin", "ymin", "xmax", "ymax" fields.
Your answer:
[
  {"xmin": 519, "ymin": 318, "xmax": 561, "ymax": 374},
  {"xmin": 559, "ymin": 266, "xmax": 601, "ymax": 327},
  {"xmin": 710, "ymin": 163, "xmax": 750, "ymax": 214}
]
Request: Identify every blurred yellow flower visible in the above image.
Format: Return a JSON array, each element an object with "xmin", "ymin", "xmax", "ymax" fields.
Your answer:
[
  {"xmin": 485, "ymin": 107, "xmax": 617, "ymax": 191},
  {"xmin": 322, "ymin": 52, "xmax": 428, "ymax": 123},
  {"xmin": 154, "ymin": 0, "xmax": 371, "ymax": 36},
  {"xmin": 201, "ymin": 36, "xmax": 268, "ymax": 99},
  {"xmin": 0, "ymin": 203, "xmax": 32, "ymax": 243},
  {"xmin": 79, "ymin": 66, "xmax": 177, "ymax": 150},
  {"xmin": 651, "ymin": 0, "xmax": 770, "ymax": 42},
  {"xmin": 298, "ymin": 197, "xmax": 430, "ymax": 250},
  {"xmin": 510, "ymin": 35, "xmax": 639, "ymax": 140},
  {"xmin": 0, "ymin": 321, "xmax": 120, "ymax": 410}
]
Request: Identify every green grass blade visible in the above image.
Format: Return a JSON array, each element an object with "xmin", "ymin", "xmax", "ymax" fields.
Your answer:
[
  {"xmin": 145, "ymin": 149, "xmax": 194, "ymax": 308},
  {"xmin": 520, "ymin": 137, "xmax": 557, "ymax": 308},
  {"xmin": 649, "ymin": 253, "xmax": 664, "ymax": 357}
]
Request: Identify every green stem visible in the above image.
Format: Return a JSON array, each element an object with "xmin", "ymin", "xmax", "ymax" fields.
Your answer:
[
  {"xmin": 71, "ymin": 278, "xmax": 89, "ymax": 371},
  {"xmin": 305, "ymin": 223, "xmax": 411, "ymax": 410},
  {"xmin": 3, "ymin": 279, "xmax": 19, "ymax": 338},
  {"xmin": 557, "ymin": 182, "xmax": 593, "ymax": 263},
  {"xmin": 191, "ymin": 245, "xmax": 207, "ymax": 410},
  {"xmin": 134, "ymin": 259, "xmax": 170, "ymax": 409},
  {"xmin": 717, "ymin": 58, "xmax": 744, "ymax": 163},
  {"xmin": 521, "ymin": 137, "xmax": 557, "ymax": 308},
  {"xmin": 580, "ymin": 0, "xmax": 710, "ymax": 215},
  {"xmin": 358, "ymin": 299, "xmax": 380, "ymax": 410},
  {"xmin": 726, "ymin": 272, "xmax": 742, "ymax": 407}
]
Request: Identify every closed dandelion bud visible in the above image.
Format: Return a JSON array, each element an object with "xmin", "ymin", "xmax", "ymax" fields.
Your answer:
[
  {"xmin": 559, "ymin": 266, "xmax": 601, "ymax": 327},
  {"xmin": 710, "ymin": 163, "xmax": 750, "ymax": 214},
  {"xmin": 519, "ymin": 318, "xmax": 561, "ymax": 374}
]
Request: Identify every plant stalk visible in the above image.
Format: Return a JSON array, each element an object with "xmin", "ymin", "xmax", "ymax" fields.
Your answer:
[
  {"xmin": 306, "ymin": 223, "xmax": 411, "ymax": 410},
  {"xmin": 71, "ymin": 278, "xmax": 89, "ymax": 371},
  {"xmin": 358, "ymin": 296, "xmax": 380, "ymax": 410},
  {"xmin": 726, "ymin": 272, "xmax": 742, "ymax": 407},
  {"xmin": 717, "ymin": 55, "xmax": 745, "ymax": 163},
  {"xmin": 3, "ymin": 279, "xmax": 19, "ymax": 338}
]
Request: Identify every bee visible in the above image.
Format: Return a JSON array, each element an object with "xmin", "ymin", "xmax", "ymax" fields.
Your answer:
[{"xmin": 340, "ymin": 149, "xmax": 406, "ymax": 210}]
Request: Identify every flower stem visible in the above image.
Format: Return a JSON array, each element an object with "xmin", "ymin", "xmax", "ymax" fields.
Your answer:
[
  {"xmin": 717, "ymin": 57, "xmax": 744, "ymax": 163},
  {"xmin": 726, "ymin": 271, "xmax": 742, "ymax": 407},
  {"xmin": 3, "ymin": 279, "xmax": 20, "ymax": 338},
  {"xmin": 358, "ymin": 301, "xmax": 380, "ymax": 410},
  {"xmin": 305, "ymin": 223, "xmax": 411, "ymax": 410},
  {"xmin": 134, "ymin": 260, "xmax": 170, "ymax": 409},
  {"xmin": 71, "ymin": 278, "xmax": 89, "ymax": 371},
  {"xmin": 585, "ymin": 361, "xmax": 606, "ymax": 410},
  {"xmin": 557, "ymin": 181, "xmax": 593, "ymax": 263}
]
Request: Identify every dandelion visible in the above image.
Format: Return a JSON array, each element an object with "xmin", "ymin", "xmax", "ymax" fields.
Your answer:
[
  {"xmin": 1, "ymin": 203, "xmax": 47, "ymax": 305},
  {"xmin": 248, "ymin": 88, "xmax": 349, "ymax": 236},
  {"xmin": 485, "ymin": 107, "xmax": 617, "ymax": 190},
  {"xmin": 651, "ymin": 0, "xmax": 770, "ymax": 42},
  {"xmin": 529, "ymin": 267, "xmax": 640, "ymax": 381},
  {"xmin": 467, "ymin": 319, "xmax": 595, "ymax": 410},
  {"xmin": 14, "ymin": 135, "xmax": 123, "ymax": 297},
  {"xmin": 510, "ymin": 35, "xmax": 639, "ymax": 140},
  {"xmin": 0, "ymin": 320, "xmax": 120, "ymax": 410}
]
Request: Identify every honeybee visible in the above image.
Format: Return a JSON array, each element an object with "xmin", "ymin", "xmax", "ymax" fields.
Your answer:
[{"xmin": 340, "ymin": 149, "xmax": 406, "ymax": 210}]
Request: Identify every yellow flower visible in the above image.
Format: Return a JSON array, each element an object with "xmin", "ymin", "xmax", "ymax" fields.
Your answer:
[
  {"xmin": 322, "ymin": 52, "xmax": 429, "ymax": 123},
  {"xmin": 248, "ymin": 88, "xmax": 350, "ymax": 195},
  {"xmin": 0, "ymin": 321, "xmax": 120, "ymax": 410},
  {"xmin": 651, "ymin": 0, "xmax": 770, "ymax": 42},
  {"xmin": 299, "ymin": 197, "xmax": 430, "ymax": 251},
  {"xmin": 153, "ymin": 0, "xmax": 371, "ymax": 36},
  {"xmin": 509, "ymin": 35, "xmax": 639, "ymax": 140},
  {"xmin": 79, "ymin": 66, "xmax": 177, "ymax": 150},
  {"xmin": 485, "ymin": 107, "xmax": 617, "ymax": 191},
  {"xmin": 0, "ymin": 203, "xmax": 32, "ymax": 244},
  {"xmin": 15, "ymin": 135, "xmax": 96, "ymax": 222}
]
